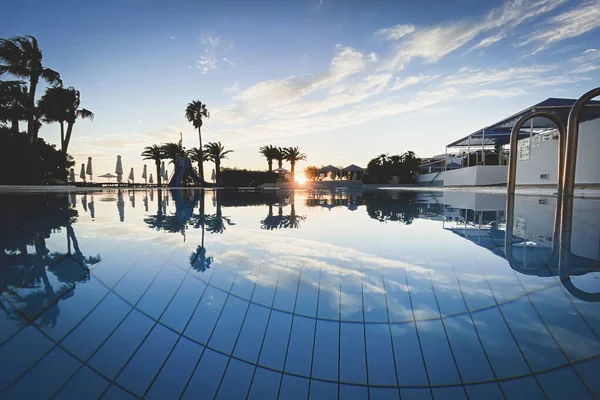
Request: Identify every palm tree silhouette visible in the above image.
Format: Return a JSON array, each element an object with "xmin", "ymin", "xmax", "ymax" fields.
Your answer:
[
  {"xmin": 259, "ymin": 145, "xmax": 279, "ymax": 173},
  {"xmin": 274, "ymin": 147, "xmax": 286, "ymax": 169},
  {"xmin": 0, "ymin": 80, "xmax": 28, "ymax": 133},
  {"xmin": 185, "ymin": 100, "xmax": 210, "ymax": 181},
  {"xmin": 162, "ymin": 142, "xmax": 186, "ymax": 165},
  {"xmin": 38, "ymin": 86, "xmax": 93, "ymax": 154},
  {"xmin": 203, "ymin": 142, "xmax": 233, "ymax": 185},
  {"xmin": 0, "ymin": 36, "xmax": 62, "ymax": 142},
  {"xmin": 187, "ymin": 147, "xmax": 204, "ymax": 177},
  {"xmin": 142, "ymin": 144, "xmax": 165, "ymax": 186},
  {"xmin": 204, "ymin": 192, "xmax": 235, "ymax": 234},
  {"xmin": 283, "ymin": 146, "xmax": 307, "ymax": 182}
]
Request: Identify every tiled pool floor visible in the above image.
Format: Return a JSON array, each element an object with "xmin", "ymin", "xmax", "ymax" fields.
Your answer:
[{"xmin": 1, "ymin": 189, "xmax": 599, "ymax": 399}]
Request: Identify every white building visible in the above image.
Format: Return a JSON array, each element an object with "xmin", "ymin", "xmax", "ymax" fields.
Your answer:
[{"xmin": 417, "ymin": 97, "xmax": 600, "ymax": 188}]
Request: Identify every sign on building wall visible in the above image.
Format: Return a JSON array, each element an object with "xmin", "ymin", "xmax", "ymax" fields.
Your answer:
[
  {"xmin": 532, "ymin": 135, "xmax": 541, "ymax": 148},
  {"xmin": 518, "ymin": 138, "xmax": 530, "ymax": 160},
  {"xmin": 542, "ymin": 132, "xmax": 553, "ymax": 142}
]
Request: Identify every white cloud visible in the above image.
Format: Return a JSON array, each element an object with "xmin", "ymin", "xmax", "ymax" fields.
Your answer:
[
  {"xmin": 467, "ymin": 88, "xmax": 527, "ymax": 98},
  {"xmin": 170, "ymin": 36, "xmax": 175, "ymax": 40},
  {"xmin": 374, "ymin": 24, "xmax": 415, "ymax": 40},
  {"xmin": 520, "ymin": 0, "xmax": 600, "ymax": 52},
  {"xmin": 570, "ymin": 64, "xmax": 600, "ymax": 74},
  {"xmin": 442, "ymin": 66, "xmax": 554, "ymax": 86},
  {"xmin": 222, "ymin": 57, "xmax": 236, "ymax": 68},
  {"xmin": 389, "ymin": 74, "xmax": 440, "ymax": 92},
  {"xmin": 200, "ymin": 33, "xmax": 220, "ymax": 48},
  {"xmin": 379, "ymin": 0, "xmax": 565, "ymax": 71},
  {"xmin": 572, "ymin": 48, "xmax": 600, "ymax": 64},
  {"xmin": 468, "ymin": 32, "xmax": 507, "ymax": 52},
  {"xmin": 368, "ymin": 52, "xmax": 378, "ymax": 62},
  {"xmin": 196, "ymin": 56, "xmax": 216, "ymax": 74},
  {"xmin": 223, "ymin": 82, "xmax": 240, "ymax": 93}
]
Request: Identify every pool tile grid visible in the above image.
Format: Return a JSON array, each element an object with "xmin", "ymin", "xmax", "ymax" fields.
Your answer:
[
  {"xmin": 455, "ymin": 253, "xmax": 596, "ymax": 398},
  {"xmin": 180, "ymin": 255, "xmax": 258, "ymax": 399},
  {"xmin": 0, "ymin": 249, "xmax": 159, "ymax": 398},
  {"xmin": 59, "ymin": 247, "xmax": 178, "ymax": 399},
  {"xmin": 2, "ymin": 240, "xmax": 600, "ymax": 398}
]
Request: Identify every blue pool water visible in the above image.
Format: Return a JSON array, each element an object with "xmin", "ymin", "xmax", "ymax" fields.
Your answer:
[{"xmin": 0, "ymin": 189, "xmax": 599, "ymax": 399}]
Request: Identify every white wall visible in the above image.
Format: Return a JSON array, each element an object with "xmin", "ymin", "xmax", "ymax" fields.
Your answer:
[
  {"xmin": 516, "ymin": 117, "xmax": 600, "ymax": 185},
  {"xmin": 441, "ymin": 165, "xmax": 507, "ymax": 186}
]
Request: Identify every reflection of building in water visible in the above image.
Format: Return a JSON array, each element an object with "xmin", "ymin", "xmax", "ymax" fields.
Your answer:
[
  {"xmin": 305, "ymin": 189, "xmax": 364, "ymax": 211},
  {"xmin": 415, "ymin": 191, "xmax": 600, "ymax": 281}
]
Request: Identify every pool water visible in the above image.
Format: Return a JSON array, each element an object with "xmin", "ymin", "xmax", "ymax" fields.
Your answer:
[{"xmin": 1, "ymin": 189, "xmax": 599, "ymax": 399}]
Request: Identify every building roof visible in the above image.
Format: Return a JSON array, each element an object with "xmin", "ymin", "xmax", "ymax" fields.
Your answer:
[
  {"xmin": 319, "ymin": 165, "xmax": 341, "ymax": 172},
  {"xmin": 447, "ymin": 97, "xmax": 600, "ymax": 147},
  {"xmin": 342, "ymin": 164, "xmax": 364, "ymax": 172}
]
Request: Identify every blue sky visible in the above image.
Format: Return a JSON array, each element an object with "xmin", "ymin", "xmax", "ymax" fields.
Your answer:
[{"xmin": 2, "ymin": 0, "xmax": 600, "ymax": 180}]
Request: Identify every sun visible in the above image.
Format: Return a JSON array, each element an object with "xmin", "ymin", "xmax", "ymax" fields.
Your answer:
[{"xmin": 295, "ymin": 172, "xmax": 308, "ymax": 184}]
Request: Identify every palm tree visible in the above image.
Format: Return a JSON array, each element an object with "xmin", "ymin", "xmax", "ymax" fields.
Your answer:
[
  {"xmin": 38, "ymin": 86, "xmax": 93, "ymax": 154},
  {"xmin": 142, "ymin": 144, "xmax": 165, "ymax": 186},
  {"xmin": 283, "ymin": 146, "xmax": 307, "ymax": 182},
  {"xmin": 187, "ymin": 147, "xmax": 204, "ymax": 175},
  {"xmin": 203, "ymin": 142, "xmax": 233, "ymax": 185},
  {"xmin": 0, "ymin": 80, "xmax": 28, "ymax": 132},
  {"xmin": 0, "ymin": 36, "xmax": 62, "ymax": 142},
  {"xmin": 259, "ymin": 145, "xmax": 279, "ymax": 172},
  {"xmin": 185, "ymin": 100, "xmax": 210, "ymax": 181},
  {"xmin": 162, "ymin": 142, "xmax": 186, "ymax": 165},
  {"xmin": 275, "ymin": 147, "xmax": 286, "ymax": 169}
]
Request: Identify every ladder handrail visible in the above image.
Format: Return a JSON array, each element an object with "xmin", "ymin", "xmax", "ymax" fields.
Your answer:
[
  {"xmin": 507, "ymin": 110, "xmax": 566, "ymax": 195},
  {"xmin": 562, "ymin": 87, "xmax": 600, "ymax": 197}
]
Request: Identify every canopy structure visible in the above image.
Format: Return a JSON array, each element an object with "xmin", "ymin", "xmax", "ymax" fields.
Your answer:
[
  {"xmin": 447, "ymin": 97, "xmax": 600, "ymax": 148},
  {"xmin": 342, "ymin": 164, "xmax": 363, "ymax": 172},
  {"xmin": 319, "ymin": 165, "xmax": 339, "ymax": 173}
]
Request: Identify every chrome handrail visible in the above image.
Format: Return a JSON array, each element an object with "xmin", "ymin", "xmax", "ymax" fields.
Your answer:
[
  {"xmin": 562, "ymin": 87, "xmax": 600, "ymax": 197},
  {"xmin": 507, "ymin": 111, "xmax": 566, "ymax": 195}
]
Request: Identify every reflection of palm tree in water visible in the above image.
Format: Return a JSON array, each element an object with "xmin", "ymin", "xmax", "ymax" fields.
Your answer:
[
  {"xmin": 2, "ymin": 219, "xmax": 95, "ymax": 328},
  {"xmin": 204, "ymin": 191, "xmax": 235, "ymax": 234},
  {"xmin": 188, "ymin": 192, "xmax": 213, "ymax": 273},
  {"xmin": 261, "ymin": 196, "xmax": 306, "ymax": 230}
]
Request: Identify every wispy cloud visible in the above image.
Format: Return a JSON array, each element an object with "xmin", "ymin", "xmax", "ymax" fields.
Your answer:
[
  {"xmin": 378, "ymin": 0, "xmax": 565, "ymax": 71},
  {"xmin": 468, "ymin": 32, "xmax": 506, "ymax": 52},
  {"xmin": 200, "ymin": 33, "xmax": 220, "ymax": 48},
  {"xmin": 223, "ymin": 82, "xmax": 240, "ymax": 93},
  {"xmin": 570, "ymin": 64, "xmax": 600, "ymax": 74},
  {"xmin": 572, "ymin": 48, "xmax": 600, "ymax": 64},
  {"xmin": 222, "ymin": 57, "xmax": 236, "ymax": 68},
  {"xmin": 374, "ymin": 24, "xmax": 415, "ymax": 41},
  {"xmin": 196, "ymin": 56, "xmax": 216, "ymax": 74},
  {"xmin": 519, "ymin": 0, "xmax": 600, "ymax": 52},
  {"xmin": 389, "ymin": 74, "xmax": 440, "ymax": 92}
]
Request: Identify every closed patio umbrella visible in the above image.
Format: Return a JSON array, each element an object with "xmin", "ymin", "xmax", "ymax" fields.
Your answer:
[
  {"xmin": 164, "ymin": 169, "xmax": 168, "ymax": 184},
  {"xmin": 86, "ymin": 157, "xmax": 93, "ymax": 182},
  {"xmin": 69, "ymin": 168, "xmax": 75, "ymax": 183},
  {"xmin": 211, "ymin": 169, "xmax": 216, "ymax": 182},
  {"xmin": 142, "ymin": 164, "xmax": 148, "ymax": 183},
  {"xmin": 117, "ymin": 190, "xmax": 125, "ymax": 222},
  {"xmin": 79, "ymin": 163, "xmax": 86, "ymax": 182},
  {"xmin": 128, "ymin": 167, "xmax": 134, "ymax": 183},
  {"xmin": 149, "ymin": 173, "xmax": 154, "ymax": 184},
  {"xmin": 88, "ymin": 194, "xmax": 95, "ymax": 219},
  {"xmin": 115, "ymin": 155, "xmax": 123, "ymax": 183}
]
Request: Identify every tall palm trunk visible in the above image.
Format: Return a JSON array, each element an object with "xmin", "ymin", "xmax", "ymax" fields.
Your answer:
[
  {"xmin": 64, "ymin": 122, "xmax": 75, "ymax": 154},
  {"xmin": 278, "ymin": 159, "xmax": 283, "ymax": 168},
  {"xmin": 197, "ymin": 127, "xmax": 205, "ymax": 181},
  {"xmin": 11, "ymin": 118, "xmax": 19, "ymax": 133},
  {"xmin": 268, "ymin": 159, "xmax": 273, "ymax": 172},
  {"xmin": 60, "ymin": 122, "xmax": 65, "ymax": 153},
  {"xmin": 27, "ymin": 77, "xmax": 38, "ymax": 143},
  {"xmin": 215, "ymin": 159, "xmax": 221, "ymax": 185},
  {"xmin": 291, "ymin": 161, "xmax": 296, "ymax": 182},
  {"xmin": 155, "ymin": 160, "xmax": 162, "ymax": 186}
]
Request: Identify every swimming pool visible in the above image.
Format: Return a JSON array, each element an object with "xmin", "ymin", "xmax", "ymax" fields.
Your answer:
[{"xmin": 1, "ymin": 189, "xmax": 599, "ymax": 399}]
